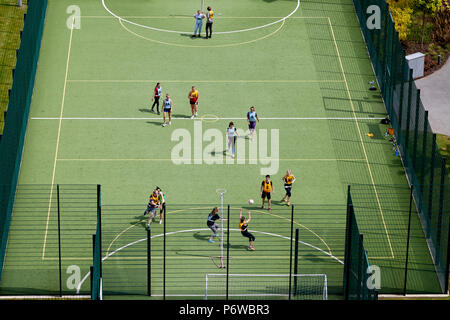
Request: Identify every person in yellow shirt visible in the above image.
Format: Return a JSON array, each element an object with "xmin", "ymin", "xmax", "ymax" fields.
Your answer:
[
  {"xmin": 205, "ymin": 6, "xmax": 214, "ymax": 39},
  {"xmin": 188, "ymin": 86, "xmax": 199, "ymax": 119},
  {"xmin": 281, "ymin": 170, "xmax": 296, "ymax": 206},
  {"xmin": 239, "ymin": 208, "xmax": 255, "ymax": 250},
  {"xmin": 260, "ymin": 175, "xmax": 274, "ymax": 211}
]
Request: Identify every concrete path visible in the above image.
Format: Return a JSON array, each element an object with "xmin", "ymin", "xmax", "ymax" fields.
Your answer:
[{"xmin": 415, "ymin": 59, "xmax": 450, "ymax": 136}]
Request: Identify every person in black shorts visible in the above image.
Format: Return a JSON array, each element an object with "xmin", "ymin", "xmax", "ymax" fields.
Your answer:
[
  {"xmin": 281, "ymin": 170, "xmax": 296, "ymax": 206},
  {"xmin": 260, "ymin": 175, "xmax": 274, "ymax": 211},
  {"xmin": 207, "ymin": 207, "xmax": 220, "ymax": 243},
  {"xmin": 239, "ymin": 209, "xmax": 255, "ymax": 250}
]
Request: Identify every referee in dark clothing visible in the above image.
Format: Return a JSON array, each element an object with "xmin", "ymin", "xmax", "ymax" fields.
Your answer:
[{"xmin": 205, "ymin": 6, "xmax": 214, "ymax": 39}]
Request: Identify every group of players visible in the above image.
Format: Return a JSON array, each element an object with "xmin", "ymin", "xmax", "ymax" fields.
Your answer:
[
  {"xmin": 144, "ymin": 170, "xmax": 296, "ymax": 251},
  {"xmin": 146, "ymin": 80, "xmax": 297, "ymax": 251},
  {"xmin": 149, "ymin": 82, "xmax": 260, "ymax": 152},
  {"xmin": 149, "ymin": 83, "xmax": 200, "ymax": 127}
]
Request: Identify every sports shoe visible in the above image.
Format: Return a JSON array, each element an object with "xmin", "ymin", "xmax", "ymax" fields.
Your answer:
[
  {"xmin": 157, "ymin": 112, "xmax": 160, "ymax": 115},
  {"xmin": 168, "ymin": 121, "xmax": 171, "ymax": 125},
  {"xmin": 249, "ymin": 246, "xmax": 255, "ymax": 251},
  {"xmin": 261, "ymin": 206, "xmax": 264, "ymax": 209},
  {"xmin": 195, "ymin": 112, "xmax": 198, "ymax": 117},
  {"xmin": 159, "ymin": 219, "xmax": 162, "ymax": 224},
  {"xmin": 268, "ymin": 208, "xmax": 272, "ymax": 211},
  {"xmin": 190, "ymin": 115, "xmax": 195, "ymax": 119},
  {"xmin": 162, "ymin": 123, "xmax": 167, "ymax": 127},
  {"xmin": 146, "ymin": 223, "xmax": 150, "ymax": 230},
  {"xmin": 208, "ymin": 239, "xmax": 215, "ymax": 243}
]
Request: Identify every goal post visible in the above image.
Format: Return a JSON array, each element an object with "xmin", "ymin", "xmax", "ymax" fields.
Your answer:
[{"xmin": 204, "ymin": 274, "xmax": 328, "ymax": 300}]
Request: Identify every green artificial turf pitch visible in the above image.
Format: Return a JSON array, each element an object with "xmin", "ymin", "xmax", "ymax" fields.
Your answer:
[{"xmin": 0, "ymin": 0, "xmax": 442, "ymax": 298}]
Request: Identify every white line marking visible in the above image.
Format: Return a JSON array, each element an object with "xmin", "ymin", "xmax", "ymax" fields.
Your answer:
[
  {"xmin": 76, "ymin": 228, "xmax": 343, "ymax": 294},
  {"xmin": 81, "ymin": 16, "xmax": 330, "ymax": 19},
  {"xmin": 66, "ymin": 79, "xmax": 344, "ymax": 83},
  {"xmin": 42, "ymin": 20, "xmax": 75, "ymax": 260},
  {"xmin": 102, "ymin": 0, "xmax": 300, "ymax": 34},
  {"xmin": 327, "ymin": 18, "xmax": 394, "ymax": 258},
  {"xmin": 31, "ymin": 117, "xmax": 385, "ymax": 120}
]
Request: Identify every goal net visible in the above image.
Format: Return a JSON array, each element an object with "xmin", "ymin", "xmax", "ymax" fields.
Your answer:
[{"xmin": 204, "ymin": 274, "xmax": 328, "ymax": 300}]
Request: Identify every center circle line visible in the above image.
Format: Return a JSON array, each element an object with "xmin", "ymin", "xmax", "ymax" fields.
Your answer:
[{"xmin": 102, "ymin": 0, "xmax": 300, "ymax": 34}]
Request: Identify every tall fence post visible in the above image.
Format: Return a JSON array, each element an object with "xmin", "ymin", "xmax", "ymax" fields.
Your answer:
[
  {"xmin": 412, "ymin": 89, "xmax": 421, "ymax": 169},
  {"xmin": 163, "ymin": 204, "xmax": 166, "ymax": 300},
  {"xmin": 403, "ymin": 185, "xmax": 414, "ymax": 295},
  {"xmin": 288, "ymin": 205, "xmax": 294, "ymax": 300},
  {"xmin": 404, "ymin": 69, "xmax": 414, "ymax": 155},
  {"xmin": 226, "ymin": 205, "xmax": 230, "ymax": 300},
  {"xmin": 90, "ymin": 265, "xmax": 94, "ymax": 299},
  {"xmin": 420, "ymin": 111, "xmax": 429, "ymax": 192},
  {"xmin": 427, "ymin": 134, "xmax": 437, "ymax": 219},
  {"xmin": 357, "ymin": 234, "xmax": 364, "ymax": 300},
  {"xmin": 343, "ymin": 185, "xmax": 353, "ymax": 300},
  {"xmin": 293, "ymin": 228, "xmax": 299, "ymax": 296},
  {"xmin": 97, "ymin": 185, "xmax": 102, "ymax": 278},
  {"xmin": 436, "ymin": 158, "xmax": 446, "ymax": 264},
  {"xmin": 57, "ymin": 185, "xmax": 62, "ymax": 297},
  {"xmin": 397, "ymin": 65, "xmax": 405, "ymax": 134}
]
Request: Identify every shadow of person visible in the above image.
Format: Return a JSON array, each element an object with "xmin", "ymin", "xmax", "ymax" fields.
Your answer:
[{"xmin": 193, "ymin": 232, "xmax": 211, "ymax": 242}]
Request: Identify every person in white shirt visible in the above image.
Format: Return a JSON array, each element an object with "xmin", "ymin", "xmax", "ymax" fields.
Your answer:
[
  {"xmin": 226, "ymin": 122, "xmax": 239, "ymax": 158},
  {"xmin": 192, "ymin": 10, "xmax": 205, "ymax": 37}
]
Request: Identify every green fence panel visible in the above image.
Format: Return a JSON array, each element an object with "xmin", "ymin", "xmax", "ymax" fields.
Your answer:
[
  {"xmin": 352, "ymin": 0, "xmax": 450, "ymax": 293},
  {"xmin": 0, "ymin": 0, "xmax": 48, "ymax": 282}
]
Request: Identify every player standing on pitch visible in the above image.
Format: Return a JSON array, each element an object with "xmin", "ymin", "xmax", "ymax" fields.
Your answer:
[
  {"xmin": 207, "ymin": 207, "xmax": 220, "ymax": 243},
  {"xmin": 247, "ymin": 106, "xmax": 259, "ymax": 141},
  {"xmin": 205, "ymin": 6, "xmax": 214, "ymax": 38},
  {"xmin": 226, "ymin": 121, "xmax": 239, "ymax": 158},
  {"xmin": 188, "ymin": 86, "xmax": 199, "ymax": 119},
  {"xmin": 151, "ymin": 82, "xmax": 162, "ymax": 114},
  {"xmin": 192, "ymin": 10, "xmax": 205, "ymax": 37},
  {"xmin": 261, "ymin": 175, "xmax": 274, "ymax": 211},
  {"xmin": 162, "ymin": 93, "xmax": 173, "ymax": 127}
]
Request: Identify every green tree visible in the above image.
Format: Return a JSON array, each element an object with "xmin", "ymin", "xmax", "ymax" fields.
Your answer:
[{"xmin": 412, "ymin": 0, "xmax": 443, "ymax": 48}]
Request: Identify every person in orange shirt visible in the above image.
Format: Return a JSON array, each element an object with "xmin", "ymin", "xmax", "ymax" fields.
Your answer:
[{"xmin": 188, "ymin": 86, "xmax": 199, "ymax": 119}]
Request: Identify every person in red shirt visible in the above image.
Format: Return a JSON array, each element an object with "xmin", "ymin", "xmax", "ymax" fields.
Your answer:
[
  {"xmin": 188, "ymin": 86, "xmax": 199, "ymax": 119},
  {"xmin": 151, "ymin": 82, "xmax": 162, "ymax": 114}
]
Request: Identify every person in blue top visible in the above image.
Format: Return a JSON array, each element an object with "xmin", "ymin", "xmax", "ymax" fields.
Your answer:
[
  {"xmin": 162, "ymin": 93, "xmax": 173, "ymax": 127},
  {"xmin": 247, "ymin": 106, "xmax": 259, "ymax": 141},
  {"xmin": 192, "ymin": 10, "xmax": 206, "ymax": 38}
]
